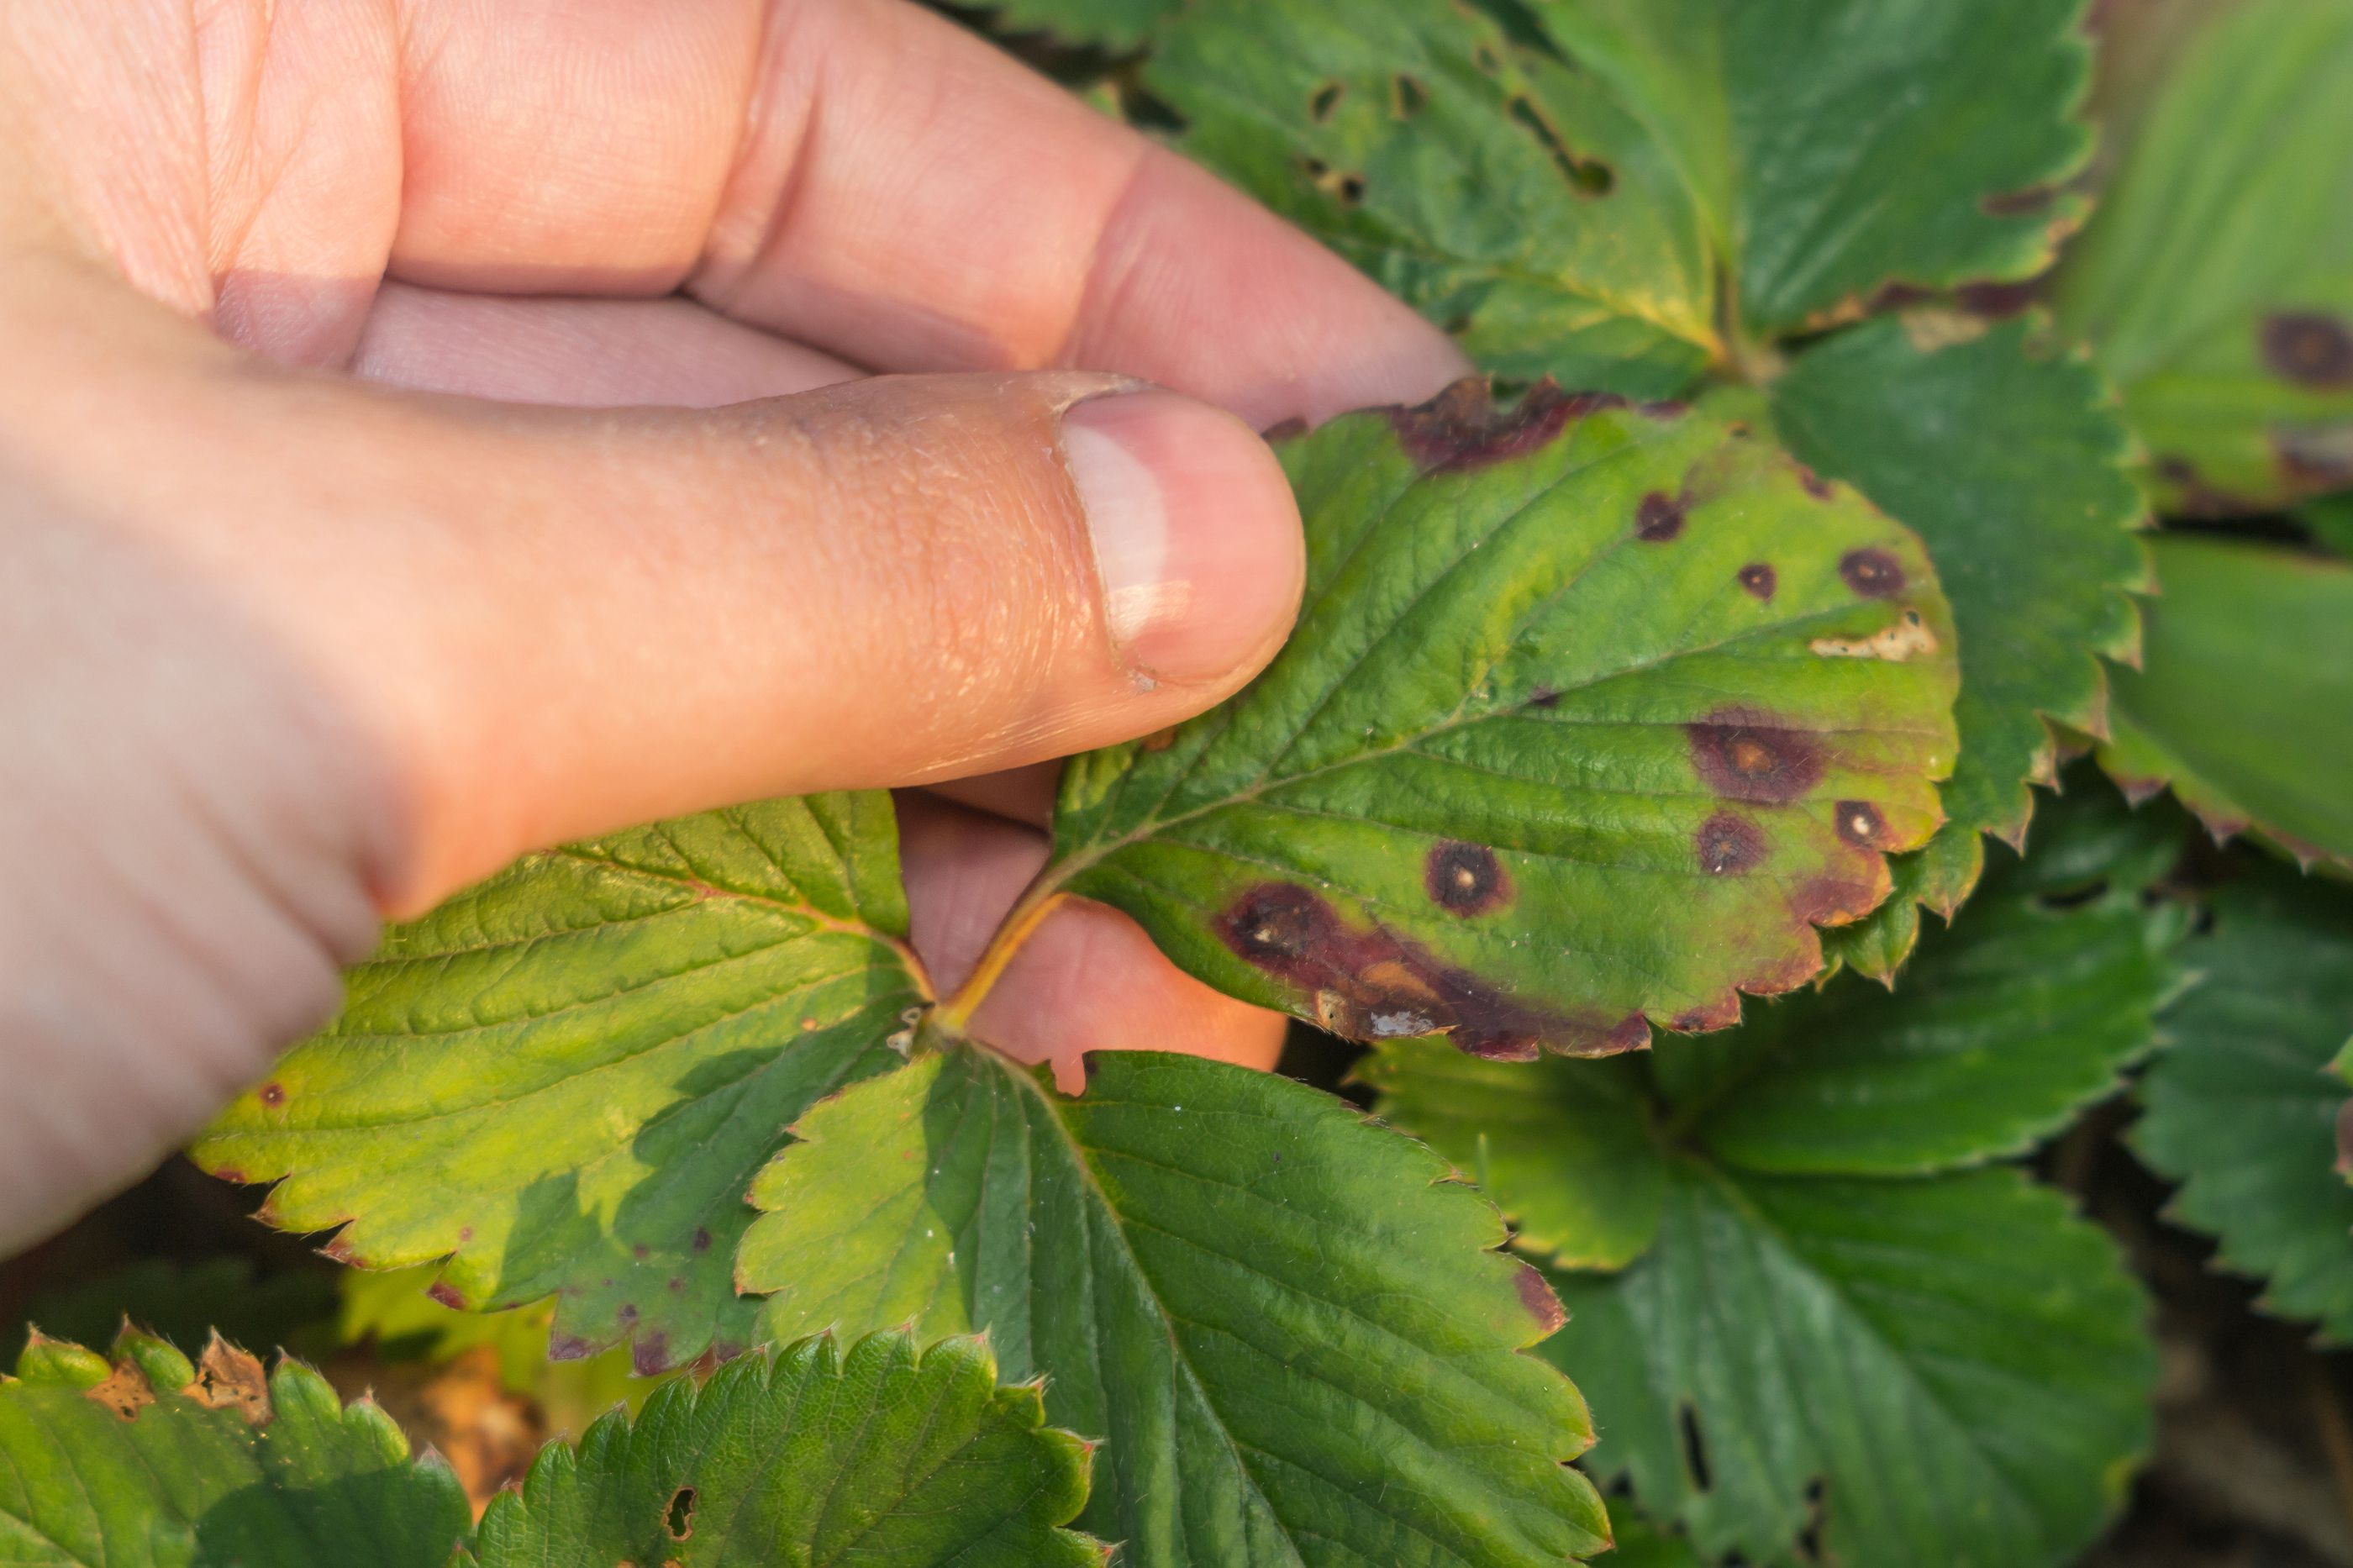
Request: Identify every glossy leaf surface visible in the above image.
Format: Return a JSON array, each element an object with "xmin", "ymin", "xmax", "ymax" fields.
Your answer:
[
  {"xmin": 2057, "ymin": 0, "xmax": 2353, "ymax": 513},
  {"xmin": 2135, "ymin": 870, "xmax": 2353, "ymax": 1340},
  {"xmin": 1051, "ymin": 383, "xmax": 1959, "ymax": 1058},
  {"xmin": 740, "ymin": 1046, "xmax": 1609, "ymax": 1567},
  {"xmin": 470, "ymin": 1331, "xmax": 1103, "ymax": 1567},
  {"xmin": 2102, "ymin": 537, "xmax": 2353, "ymax": 871},
  {"xmin": 194, "ymin": 797, "xmax": 928, "ymax": 1374}
]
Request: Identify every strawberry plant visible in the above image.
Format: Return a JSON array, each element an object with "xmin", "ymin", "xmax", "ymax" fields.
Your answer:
[{"xmin": 8, "ymin": 0, "xmax": 2353, "ymax": 1564}]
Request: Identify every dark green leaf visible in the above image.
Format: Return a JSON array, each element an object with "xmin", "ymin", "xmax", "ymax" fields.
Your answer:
[
  {"xmin": 2135, "ymin": 869, "xmax": 2353, "ymax": 1339},
  {"xmin": 1050, "ymin": 384, "xmax": 1959, "ymax": 1059},
  {"xmin": 3, "ymin": 1258, "xmax": 336, "ymax": 1371},
  {"xmin": 965, "ymin": 0, "xmax": 1174, "ymax": 50},
  {"xmin": 2100, "ymin": 536, "xmax": 2353, "ymax": 871},
  {"xmin": 1545, "ymin": 1166, "xmax": 2152, "ymax": 1568},
  {"xmin": 0, "ymin": 1331, "xmax": 471, "ymax": 1567},
  {"xmin": 2302, "ymin": 492, "xmax": 2353, "ymax": 558},
  {"xmin": 2056, "ymin": 0, "xmax": 2353, "ymax": 514},
  {"xmin": 193, "ymin": 796, "xmax": 929, "ymax": 1373},
  {"xmin": 469, "ymin": 1330, "xmax": 1103, "ymax": 1567},
  {"xmin": 1771, "ymin": 316, "xmax": 2151, "ymax": 973},
  {"xmin": 740, "ymin": 1045, "xmax": 1610, "ymax": 1566}
]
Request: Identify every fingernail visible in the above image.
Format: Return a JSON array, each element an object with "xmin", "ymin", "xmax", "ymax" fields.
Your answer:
[{"xmin": 1062, "ymin": 389, "xmax": 1304, "ymax": 686}]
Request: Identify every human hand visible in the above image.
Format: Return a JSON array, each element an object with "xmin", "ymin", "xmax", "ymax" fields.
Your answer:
[{"xmin": 0, "ymin": 1, "xmax": 1465, "ymax": 1253}]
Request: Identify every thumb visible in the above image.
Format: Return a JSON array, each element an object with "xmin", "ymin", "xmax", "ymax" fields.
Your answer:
[{"xmin": 221, "ymin": 368, "xmax": 1307, "ymax": 908}]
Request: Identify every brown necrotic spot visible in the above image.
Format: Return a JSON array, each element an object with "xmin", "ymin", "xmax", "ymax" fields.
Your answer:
[
  {"xmin": 1797, "ymin": 466, "xmax": 1834, "ymax": 501},
  {"xmin": 1216, "ymin": 882, "xmax": 1639, "ymax": 1059},
  {"xmin": 1389, "ymin": 379, "xmax": 1619, "ymax": 475},
  {"xmin": 1835, "ymin": 799, "xmax": 1888, "ymax": 848},
  {"xmin": 1513, "ymin": 1264, "xmax": 1567, "ymax": 1336},
  {"xmin": 1696, "ymin": 813, "xmax": 1766, "ymax": 876},
  {"xmin": 1528, "ymin": 685, "xmax": 1561, "ymax": 709},
  {"xmin": 692, "ymin": 1228, "xmax": 713, "ymax": 1253},
  {"xmin": 427, "ymin": 1281, "xmax": 466, "ymax": 1310},
  {"xmin": 2261, "ymin": 312, "xmax": 2353, "ymax": 388},
  {"xmin": 632, "ymin": 1334, "xmax": 671, "ymax": 1376},
  {"xmin": 1687, "ymin": 713, "xmax": 1827, "ymax": 803},
  {"xmin": 548, "ymin": 1333, "xmax": 595, "ymax": 1362},
  {"xmin": 258, "ymin": 1082, "xmax": 286, "ymax": 1108},
  {"xmin": 1426, "ymin": 841, "xmax": 1509, "ymax": 914},
  {"xmin": 1738, "ymin": 562, "xmax": 1777, "ymax": 599},
  {"xmin": 1636, "ymin": 491, "xmax": 1687, "ymax": 541},
  {"xmin": 1839, "ymin": 547, "xmax": 1906, "ymax": 597}
]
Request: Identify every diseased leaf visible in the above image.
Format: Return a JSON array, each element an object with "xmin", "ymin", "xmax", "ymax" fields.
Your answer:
[
  {"xmin": 193, "ymin": 796, "xmax": 929, "ymax": 1374},
  {"xmin": 2099, "ymin": 536, "xmax": 2353, "ymax": 871},
  {"xmin": 1050, "ymin": 383, "xmax": 1959, "ymax": 1059},
  {"xmin": 0, "ymin": 1330, "xmax": 471, "ymax": 1566},
  {"xmin": 1150, "ymin": 0, "xmax": 2092, "ymax": 381},
  {"xmin": 740, "ymin": 1045, "xmax": 1610, "ymax": 1566},
  {"xmin": 1771, "ymin": 316, "xmax": 2150, "ymax": 973},
  {"xmin": 1149, "ymin": 0, "xmax": 1716, "ymax": 394},
  {"xmin": 1545, "ymin": 1167, "xmax": 2152, "ymax": 1568},
  {"xmin": 2056, "ymin": 0, "xmax": 2353, "ymax": 513},
  {"xmin": 2135, "ymin": 869, "xmax": 2353, "ymax": 1340},
  {"xmin": 469, "ymin": 1330, "xmax": 1103, "ymax": 1567}
]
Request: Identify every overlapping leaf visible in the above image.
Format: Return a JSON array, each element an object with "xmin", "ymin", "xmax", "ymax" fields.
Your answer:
[
  {"xmin": 1148, "ymin": 0, "xmax": 2092, "ymax": 382},
  {"xmin": 1366, "ymin": 787, "xmax": 2170, "ymax": 1564},
  {"xmin": 1050, "ymin": 384, "xmax": 1958, "ymax": 1058},
  {"xmin": 0, "ymin": 1332, "xmax": 471, "ymax": 1566},
  {"xmin": 740, "ymin": 1045, "xmax": 1610, "ymax": 1566},
  {"xmin": 469, "ymin": 1331, "xmax": 1103, "ymax": 1567},
  {"xmin": 1771, "ymin": 317, "xmax": 2151, "ymax": 972},
  {"xmin": 193, "ymin": 797, "xmax": 929, "ymax": 1374},
  {"xmin": 2135, "ymin": 869, "xmax": 2353, "ymax": 1339},
  {"xmin": 2056, "ymin": 0, "xmax": 2353, "ymax": 513},
  {"xmin": 2101, "ymin": 536, "xmax": 2353, "ymax": 871}
]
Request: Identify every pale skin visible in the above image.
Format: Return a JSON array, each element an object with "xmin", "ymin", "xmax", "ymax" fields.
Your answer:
[{"xmin": 0, "ymin": 0, "xmax": 1468, "ymax": 1255}]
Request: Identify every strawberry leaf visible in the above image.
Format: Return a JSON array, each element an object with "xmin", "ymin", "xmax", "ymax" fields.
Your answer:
[
  {"xmin": 192, "ymin": 796, "xmax": 929, "ymax": 1374},
  {"xmin": 739, "ymin": 1046, "xmax": 1611, "ymax": 1566},
  {"xmin": 2056, "ymin": 0, "xmax": 2353, "ymax": 514},
  {"xmin": 0, "ymin": 1331, "xmax": 471, "ymax": 1566},
  {"xmin": 2100, "ymin": 537, "xmax": 2353, "ymax": 871},
  {"xmin": 969, "ymin": 0, "xmax": 1176, "ymax": 50},
  {"xmin": 1771, "ymin": 317, "xmax": 2151, "ymax": 973},
  {"xmin": 469, "ymin": 1330, "xmax": 1103, "ymax": 1567},
  {"xmin": 2134, "ymin": 868, "xmax": 2353, "ymax": 1340},
  {"xmin": 1050, "ymin": 382, "xmax": 1958, "ymax": 1058}
]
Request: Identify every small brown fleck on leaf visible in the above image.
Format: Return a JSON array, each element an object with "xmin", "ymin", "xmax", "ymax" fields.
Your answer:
[
  {"xmin": 1512, "ymin": 1263, "xmax": 1567, "ymax": 1337},
  {"xmin": 86, "ymin": 1359, "xmax": 155, "ymax": 1421},
  {"xmin": 692, "ymin": 1228, "xmax": 713, "ymax": 1253},
  {"xmin": 1697, "ymin": 813, "xmax": 1766, "ymax": 876},
  {"xmin": 258, "ymin": 1082, "xmax": 287, "ymax": 1108},
  {"xmin": 632, "ymin": 1333, "xmax": 671, "ymax": 1377},
  {"xmin": 548, "ymin": 1332, "xmax": 596, "ymax": 1362},
  {"xmin": 1835, "ymin": 800, "xmax": 1889, "ymax": 848},
  {"xmin": 1389, "ymin": 379, "xmax": 1589, "ymax": 475},
  {"xmin": 1797, "ymin": 466, "xmax": 1834, "ymax": 501},
  {"xmin": 1687, "ymin": 713, "xmax": 1827, "ymax": 802},
  {"xmin": 1839, "ymin": 548, "xmax": 1907, "ymax": 598},
  {"xmin": 1528, "ymin": 686, "xmax": 1561, "ymax": 709},
  {"xmin": 1671, "ymin": 994, "xmax": 1745, "ymax": 1034},
  {"xmin": 427, "ymin": 1281, "xmax": 466, "ymax": 1310},
  {"xmin": 1738, "ymin": 563, "xmax": 1777, "ymax": 599},
  {"xmin": 2261, "ymin": 312, "xmax": 2353, "ymax": 388},
  {"xmin": 1425, "ymin": 841, "xmax": 1510, "ymax": 915},
  {"xmin": 185, "ymin": 1336, "xmax": 271, "ymax": 1426},
  {"xmin": 1636, "ymin": 491, "xmax": 1687, "ymax": 541},
  {"xmin": 616, "ymin": 1303, "xmax": 640, "ymax": 1328}
]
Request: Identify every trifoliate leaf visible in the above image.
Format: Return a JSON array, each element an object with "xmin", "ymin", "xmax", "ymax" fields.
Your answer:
[
  {"xmin": 2135, "ymin": 869, "xmax": 2353, "ymax": 1340},
  {"xmin": 740, "ymin": 1046, "xmax": 1611, "ymax": 1566},
  {"xmin": 194, "ymin": 796, "xmax": 929, "ymax": 1374},
  {"xmin": 1771, "ymin": 316, "xmax": 2151, "ymax": 973},
  {"xmin": 1149, "ymin": 0, "xmax": 1715, "ymax": 395},
  {"xmin": 1149, "ymin": 0, "xmax": 2092, "ymax": 380},
  {"xmin": 0, "ymin": 1331, "xmax": 471, "ymax": 1566},
  {"xmin": 468, "ymin": 1330, "xmax": 1103, "ymax": 1567},
  {"xmin": 1366, "ymin": 781, "xmax": 2175, "ymax": 1267},
  {"xmin": 2056, "ymin": 0, "xmax": 2353, "ymax": 514},
  {"xmin": 1544, "ymin": 1166, "xmax": 2152, "ymax": 1568},
  {"xmin": 2099, "ymin": 536, "xmax": 2353, "ymax": 871},
  {"xmin": 1050, "ymin": 382, "xmax": 1958, "ymax": 1060}
]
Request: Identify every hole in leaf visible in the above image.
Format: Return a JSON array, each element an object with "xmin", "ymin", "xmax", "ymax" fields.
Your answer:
[
  {"xmin": 1302, "ymin": 157, "xmax": 1367, "ymax": 207},
  {"xmin": 1392, "ymin": 73, "xmax": 1428, "ymax": 119},
  {"xmin": 1507, "ymin": 97, "xmax": 1613, "ymax": 195},
  {"xmin": 666, "ymin": 1486, "xmax": 697, "ymax": 1541},
  {"xmin": 1309, "ymin": 81, "xmax": 1344, "ymax": 123},
  {"xmin": 1678, "ymin": 1402, "xmax": 1713, "ymax": 1492}
]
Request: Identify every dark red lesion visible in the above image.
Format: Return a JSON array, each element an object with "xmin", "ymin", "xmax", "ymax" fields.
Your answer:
[
  {"xmin": 1834, "ymin": 799, "xmax": 1888, "ymax": 848},
  {"xmin": 1839, "ymin": 548, "xmax": 1907, "ymax": 598},
  {"xmin": 1636, "ymin": 490, "xmax": 1688, "ymax": 541},
  {"xmin": 258, "ymin": 1082, "xmax": 287, "ymax": 1108},
  {"xmin": 2261, "ymin": 312, "xmax": 2353, "ymax": 389},
  {"xmin": 1796, "ymin": 465, "xmax": 1835, "ymax": 501},
  {"xmin": 1696, "ymin": 813, "xmax": 1766, "ymax": 876},
  {"xmin": 1687, "ymin": 710, "xmax": 1828, "ymax": 803},
  {"xmin": 1386, "ymin": 377, "xmax": 1673, "ymax": 476},
  {"xmin": 1738, "ymin": 563, "xmax": 1777, "ymax": 599},
  {"xmin": 1216, "ymin": 881, "xmax": 1647, "ymax": 1060},
  {"xmin": 1513, "ymin": 1263, "xmax": 1568, "ymax": 1336},
  {"xmin": 1425, "ymin": 841, "xmax": 1511, "ymax": 914},
  {"xmin": 426, "ymin": 1281, "xmax": 466, "ymax": 1310}
]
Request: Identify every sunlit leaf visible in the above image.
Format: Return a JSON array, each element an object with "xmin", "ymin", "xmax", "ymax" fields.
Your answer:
[
  {"xmin": 193, "ymin": 797, "xmax": 929, "ymax": 1374},
  {"xmin": 2056, "ymin": 0, "xmax": 2353, "ymax": 513},
  {"xmin": 2100, "ymin": 536, "xmax": 2353, "ymax": 871},
  {"xmin": 1050, "ymin": 382, "xmax": 1958, "ymax": 1058},
  {"xmin": 2135, "ymin": 868, "xmax": 2353, "ymax": 1340},
  {"xmin": 740, "ymin": 1045, "xmax": 1611, "ymax": 1566}
]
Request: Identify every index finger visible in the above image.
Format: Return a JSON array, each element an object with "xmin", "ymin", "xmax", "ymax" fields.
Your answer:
[{"xmin": 389, "ymin": 0, "xmax": 1466, "ymax": 425}]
